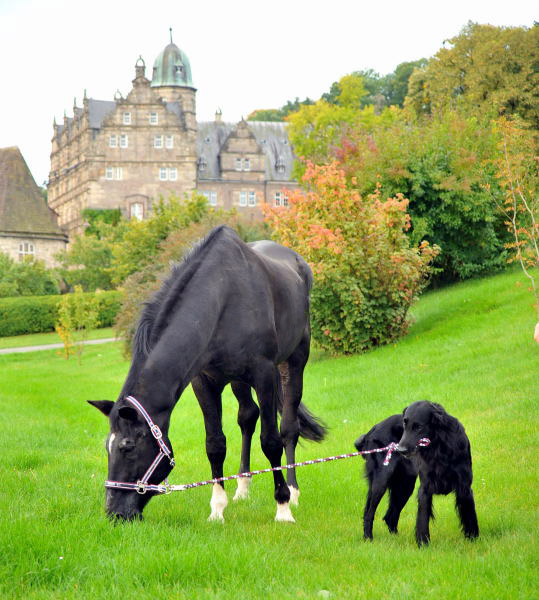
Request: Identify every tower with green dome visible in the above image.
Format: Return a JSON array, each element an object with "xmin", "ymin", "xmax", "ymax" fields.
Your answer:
[{"xmin": 151, "ymin": 29, "xmax": 196, "ymax": 132}]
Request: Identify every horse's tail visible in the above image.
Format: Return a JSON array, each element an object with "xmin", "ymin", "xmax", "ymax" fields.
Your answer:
[{"xmin": 297, "ymin": 402, "xmax": 327, "ymax": 442}]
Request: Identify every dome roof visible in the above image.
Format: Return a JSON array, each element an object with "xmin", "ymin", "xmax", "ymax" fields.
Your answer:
[{"xmin": 151, "ymin": 42, "xmax": 193, "ymax": 88}]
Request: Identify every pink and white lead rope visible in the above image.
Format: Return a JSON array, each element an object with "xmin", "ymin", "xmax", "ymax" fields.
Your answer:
[{"xmin": 139, "ymin": 437, "xmax": 431, "ymax": 495}]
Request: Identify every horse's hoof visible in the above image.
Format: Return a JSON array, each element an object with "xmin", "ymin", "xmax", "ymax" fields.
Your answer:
[
  {"xmin": 288, "ymin": 485, "xmax": 300, "ymax": 506},
  {"xmin": 208, "ymin": 513, "xmax": 225, "ymax": 523},
  {"xmin": 233, "ymin": 477, "xmax": 251, "ymax": 501},
  {"xmin": 275, "ymin": 502, "xmax": 295, "ymax": 523}
]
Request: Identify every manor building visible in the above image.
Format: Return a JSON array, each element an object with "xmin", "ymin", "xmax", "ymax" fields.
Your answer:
[{"xmin": 48, "ymin": 39, "xmax": 297, "ymax": 237}]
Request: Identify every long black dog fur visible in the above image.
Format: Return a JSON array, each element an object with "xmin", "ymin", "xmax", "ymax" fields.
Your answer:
[
  {"xmin": 354, "ymin": 414, "xmax": 417, "ymax": 540},
  {"xmin": 397, "ymin": 401, "xmax": 479, "ymax": 546},
  {"xmin": 356, "ymin": 401, "xmax": 479, "ymax": 546}
]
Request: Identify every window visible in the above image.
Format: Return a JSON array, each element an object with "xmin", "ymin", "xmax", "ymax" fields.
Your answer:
[
  {"xmin": 130, "ymin": 202, "xmax": 144, "ymax": 221},
  {"xmin": 109, "ymin": 135, "xmax": 117, "ymax": 148},
  {"xmin": 154, "ymin": 135, "xmax": 163, "ymax": 149},
  {"xmin": 244, "ymin": 158, "xmax": 251, "ymax": 171},
  {"xmin": 235, "ymin": 158, "xmax": 242, "ymax": 171},
  {"xmin": 274, "ymin": 191, "xmax": 289, "ymax": 207},
  {"xmin": 149, "ymin": 112, "xmax": 158, "ymax": 124},
  {"xmin": 165, "ymin": 135, "xmax": 173, "ymax": 149},
  {"xmin": 18, "ymin": 241, "xmax": 35, "ymax": 261},
  {"xmin": 198, "ymin": 156, "xmax": 207, "ymax": 172},
  {"xmin": 275, "ymin": 156, "xmax": 286, "ymax": 174},
  {"xmin": 105, "ymin": 167, "xmax": 123, "ymax": 180},
  {"xmin": 239, "ymin": 191, "xmax": 247, "ymax": 206},
  {"xmin": 248, "ymin": 191, "xmax": 257, "ymax": 207},
  {"xmin": 123, "ymin": 112, "xmax": 131, "ymax": 125},
  {"xmin": 159, "ymin": 167, "xmax": 177, "ymax": 181},
  {"xmin": 120, "ymin": 134, "xmax": 128, "ymax": 148},
  {"xmin": 202, "ymin": 191, "xmax": 217, "ymax": 206}
]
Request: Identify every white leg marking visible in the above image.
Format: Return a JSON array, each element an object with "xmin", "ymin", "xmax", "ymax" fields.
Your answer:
[
  {"xmin": 275, "ymin": 501, "xmax": 295, "ymax": 523},
  {"xmin": 233, "ymin": 476, "xmax": 252, "ymax": 501},
  {"xmin": 107, "ymin": 433, "xmax": 116, "ymax": 454},
  {"xmin": 208, "ymin": 483, "xmax": 228, "ymax": 522},
  {"xmin": 288, "ymin": 485, "xmax": 300, "ymax": 507}
]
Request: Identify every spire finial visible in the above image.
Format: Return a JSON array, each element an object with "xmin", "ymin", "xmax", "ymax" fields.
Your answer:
[{"xmin": 169, "ymin": 27, "xmax": 173, "ymax": 44}]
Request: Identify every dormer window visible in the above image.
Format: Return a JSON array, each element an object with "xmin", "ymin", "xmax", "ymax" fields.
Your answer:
[
  {"xmin": 243, "ymin": 158, "xmax": 251, "ymax": 171},
  {"xmin": 275, "ymin": 156, "xmax": 286, "ymax": 174},
  {"xmin": 123, "ymin": 112, "xmax": 131, "ymax": 125},
  {"xmin": 235, "ymin": 158, "xmax": 242, "ymax": 171},
  {"xmin": 198, "ymin": 156, "xmax": 208, "ymax": 172},
  {"xmin": 176, "ymin": 64, "xmax": 184, "ymax": 75}
]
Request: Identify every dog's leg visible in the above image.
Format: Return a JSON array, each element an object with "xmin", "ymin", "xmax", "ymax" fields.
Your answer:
[
  {"xmin": 455, "ymin": 487, "xmax": 479, "ymax": 539},
  {"xmin": 363, "ymin": 478, "xmax": 387, "ymax": 540},
  {"xmin": 416, "ymin": 485, "xmax": 433, "ymax": 547},
  {"xmin": 384, "ymin": 469, "xmax": 416, "ymax": 534}
]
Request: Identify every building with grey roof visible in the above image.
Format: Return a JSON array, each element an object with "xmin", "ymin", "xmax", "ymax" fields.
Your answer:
[
  {"xmin": 0, "ymin": 147, "xmax": 67, "ymax": 266},
  {"xmin": 48, "ymin": 37, "xmax": 298, "ymax": 237}
]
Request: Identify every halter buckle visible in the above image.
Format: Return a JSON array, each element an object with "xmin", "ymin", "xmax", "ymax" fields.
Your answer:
[
  {"xmin": 150, "ymin": 424, "xmax": 163, "ymax": 439},
  {"xmin": 136, "ymin": 481, "xmax": 147, "ymax": 495}
]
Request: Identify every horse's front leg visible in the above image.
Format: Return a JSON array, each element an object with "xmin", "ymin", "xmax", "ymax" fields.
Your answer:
[
  {"xmin": 192, "ymin": 374, "xmax": 228, "ymax": 522},
  {"xmin": 254, "ymin": 362, "xmax": 293, "ymax": 522},
  {"xmin": 231, "ymin": 381, "xmax": 259, "ymax": 501}
]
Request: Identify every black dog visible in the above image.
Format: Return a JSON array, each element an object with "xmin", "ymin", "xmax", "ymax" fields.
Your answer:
[
  {"xmin": 355, "ymin": 415, "xmax": 417, "ymax": 540},
  {"xmin": 397, "ymin": 401, "xmax": 479, "ymax": 546}
]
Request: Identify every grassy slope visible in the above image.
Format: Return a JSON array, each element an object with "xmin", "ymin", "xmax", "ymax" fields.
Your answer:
[{"xmin": 0, "ymin": 269, "xmax": 537, "ymax": 599}]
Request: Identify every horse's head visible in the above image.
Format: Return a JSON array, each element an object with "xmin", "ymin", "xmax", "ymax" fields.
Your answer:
[{"xmin": 88, "ymin": 398, "xmax": 174, "ymax": 521}]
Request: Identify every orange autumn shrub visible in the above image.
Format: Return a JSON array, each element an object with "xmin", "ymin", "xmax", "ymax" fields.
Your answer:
[{"xmin": 263, "ymin": 161, "xmax": 439, "ymax": 353}]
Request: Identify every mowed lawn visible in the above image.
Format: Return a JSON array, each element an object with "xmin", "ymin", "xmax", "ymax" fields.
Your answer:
[{"xmin": 0, "ymin": 268, "xmax": 537, "ymax": 600}]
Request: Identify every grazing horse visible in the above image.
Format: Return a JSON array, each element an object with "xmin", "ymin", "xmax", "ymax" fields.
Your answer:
[{"xmin": 89, "ymin": 225, "xmax": 326, "ymax": 522}]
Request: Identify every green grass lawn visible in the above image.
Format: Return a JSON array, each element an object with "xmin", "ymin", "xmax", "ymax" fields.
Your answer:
[
  {"xmin": 0, "ymin": 269, "xmax": 537, "ymax": 599},
  {"xmin": 0, "ymin": 327, "xmax": 116, "ymax": 350}
]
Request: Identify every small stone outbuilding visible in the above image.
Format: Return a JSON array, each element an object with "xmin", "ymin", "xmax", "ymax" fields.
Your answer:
[{"xmin": 0, "ymin": 147, "xmax": 67, "ymax": 267}]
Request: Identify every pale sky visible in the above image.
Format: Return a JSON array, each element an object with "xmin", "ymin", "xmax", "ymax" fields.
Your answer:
[{"xmin": 0, "ymin": 0, "xmax": 535, "ymax": 185}]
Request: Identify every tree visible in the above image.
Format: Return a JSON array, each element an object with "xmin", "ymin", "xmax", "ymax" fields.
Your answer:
[
  {"xmin": 405, "ymin": 22, "xmax": 539, "ymax": 129},
  {"xmin": 263, "ymin": 161, "xmax": 438, "ymax": 354},
  {"xmin": 0, "ymin": 253, "xmax": 59, "ymax": 297}
]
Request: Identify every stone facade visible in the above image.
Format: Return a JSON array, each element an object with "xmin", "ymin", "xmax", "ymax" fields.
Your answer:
[{"xmin": 48, "ymin": 42, "xmax": 298, "ymax": 238}]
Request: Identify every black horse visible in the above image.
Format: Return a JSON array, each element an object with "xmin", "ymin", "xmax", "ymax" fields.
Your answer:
[{"xmin": 89, "ymin": 225, "xmax": 326, "ymax": 521}]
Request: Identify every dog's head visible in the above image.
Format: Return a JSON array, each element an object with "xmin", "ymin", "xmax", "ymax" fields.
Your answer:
[{"xmin": 397, "ymin": 401, "xmax": 448, "ymax": 457}]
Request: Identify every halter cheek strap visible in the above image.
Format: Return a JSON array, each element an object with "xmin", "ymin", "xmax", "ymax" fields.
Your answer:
[{"xmin": 105, "ymin": 396, "xmax": 175, "ymax": 495}]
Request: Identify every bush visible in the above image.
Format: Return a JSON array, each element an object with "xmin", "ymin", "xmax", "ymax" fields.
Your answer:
[
  {"xmin": 263, "ymin": 161, "xmax": 439, "ymax": 354},
  {"xmin": 0, "ymin": 290, "xmax": 122, "ymax": 337},
  {"xmin": 0, "ymin": 253, "xmax": 59, "ymax": 297}
]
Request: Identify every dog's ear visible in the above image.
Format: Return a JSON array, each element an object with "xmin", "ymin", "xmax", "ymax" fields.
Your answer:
[{"xmin": 429, "ymin": 403, "xmax": 450, "ymax": 429}]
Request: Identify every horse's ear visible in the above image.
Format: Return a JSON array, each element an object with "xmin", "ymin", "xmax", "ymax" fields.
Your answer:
[
  {"xmin": 87, "ymin": 400, "xmax": 114, "ymax": 416},
  {"xmin": 118, "ymin": 406, "xmax": 139, "ymax": 422}
]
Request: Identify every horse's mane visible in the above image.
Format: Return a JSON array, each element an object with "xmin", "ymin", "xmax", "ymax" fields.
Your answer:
[{"xmin": 132, "ymin": 225, "xmax": 235, "ymax": 361}]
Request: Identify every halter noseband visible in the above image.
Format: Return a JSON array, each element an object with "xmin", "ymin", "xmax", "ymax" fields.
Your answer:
[{"xmin": 104, "ymin": 396, "xmax": 175, "ymax": 495}]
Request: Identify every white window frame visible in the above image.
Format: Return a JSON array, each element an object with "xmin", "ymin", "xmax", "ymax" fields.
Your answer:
[
  {"xmin": 120, "ymin": 134, "xmax": 128, "ymax": 148},
  {"xmin": 165, "ymin": 135, "xmax": 174, "ymax": 149},
  {"xmin": 106, "ymin": 167, "xmax": 123, "ymax": 180},
  {"xmin": 130, "ymin": 202, "xmax": 144, "ymax": 221},
  {"xmin": 244, "ymin": 158, "xmax": 251, "ymax": 171},
  {"xmin": 159, "ymin": 167, "xmax": 168, "ymax": 181},
  {"xmin": 18, "ymin": 241, "xmax": 35, "ymax": 261},
  {"xmin": 105, "ymin": 167, "xmax": 113, "ymax": 180},
  {"xmin": 202, "ymin": 191, "xmax": 217, "ymax": 206},
  {"xmin": 149, "ymin": 112, "xmax": 158, "ymax": 125},
  {"xmin": 274, "ymin": 191, "xmax": 289, "ymax": 207},
  {"xmin": 109, "ymin": 134, "xmax": 117, "ymax": 148},
  {"xmin": 239, "ymin": 191, "xmax": 247, "ymax": 207},
  {"xmin": 123, "ymin": 112, "xmax": 131, "ymax": 125},
  {"xmin": 154, "ymin": 135, "xmax": 163, "ymax": 149},
  {"xmin": 168, "ymin": 168, "xmax": 177, "ymax": 181},
  {"xmin": 248, "ymin": 191, "xmax": 257, "ymax": 207},
  {"xmin": 235, "ymin": 157, "xmax": 242, "ymax": 171}
]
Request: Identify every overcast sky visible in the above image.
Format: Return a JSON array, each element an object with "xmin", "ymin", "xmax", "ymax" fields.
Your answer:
[{"xmin": 0, "ymin": 0, "xmax": 535, "ymax": 186}]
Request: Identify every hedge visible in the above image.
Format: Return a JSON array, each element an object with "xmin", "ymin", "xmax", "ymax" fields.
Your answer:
[{"xmin": 0, "ymin": 290, "xmax": 123, "ymax": 337}]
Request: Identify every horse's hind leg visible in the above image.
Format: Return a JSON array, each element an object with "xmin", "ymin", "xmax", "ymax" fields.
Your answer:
[
  {"xmin": 279, "ymin": 332, "xmax": 310, "ymax": 506},
  {"xmin": 192, "ymin": 374, "xmax": 228, "ymax": 522},
  {"xmin": 253, "ymin": 361, "xmax": 293, "ymax": 522},
  {"xmin": 231, "ymin": 381, "xmax": 259, "ymax": 500}
]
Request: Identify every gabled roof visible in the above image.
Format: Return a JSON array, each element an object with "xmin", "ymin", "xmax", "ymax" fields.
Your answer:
[
  {"xmin": 197, "ymin": 121, "xmax": 295, "ymax": 181},
  {"xmin": 0, "ymin": 147, "xmax": 66, "ymax": 238}
]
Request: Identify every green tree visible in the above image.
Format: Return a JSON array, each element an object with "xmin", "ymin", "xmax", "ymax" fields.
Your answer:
[
  {"xmin": 405, "ymin": 22, "xmax": 539, "ymax": 128},
  {"xmin": 0, "ymin": 253, "xmax": 59, "ymax": 297}
]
